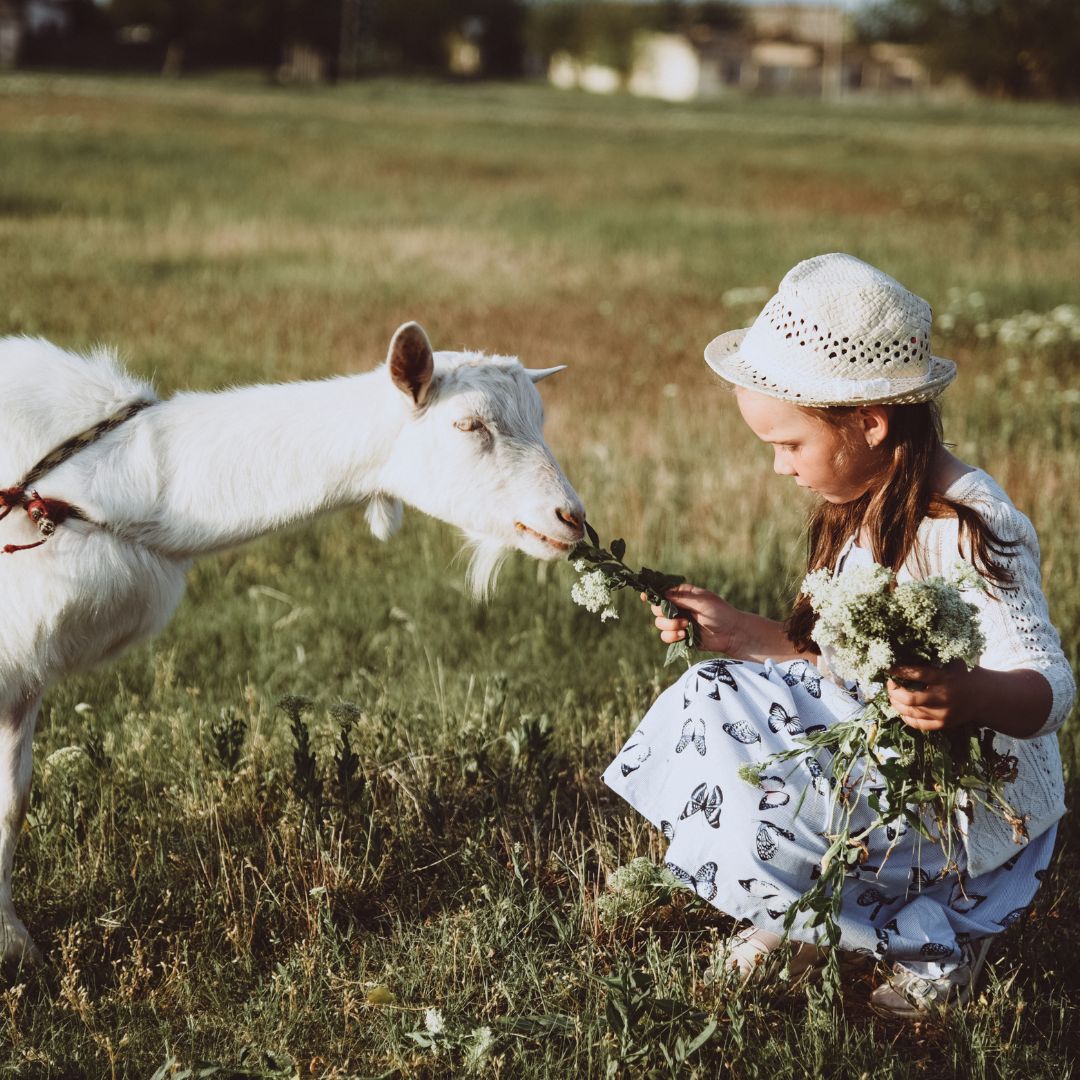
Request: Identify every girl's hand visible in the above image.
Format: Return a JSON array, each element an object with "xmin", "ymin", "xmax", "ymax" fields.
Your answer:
[
  {"xmin": 886, "ymin": 661, "xmax": 978, "ymax": 731},
  {"xmin": 640, "ymin": 584, "xmax": 745, "ymax": 656}
]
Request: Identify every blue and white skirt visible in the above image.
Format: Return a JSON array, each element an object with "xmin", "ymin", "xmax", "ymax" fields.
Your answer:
[{"xmin": 603, "ymin": 658, "xmax": 1054, "ymax": 977}]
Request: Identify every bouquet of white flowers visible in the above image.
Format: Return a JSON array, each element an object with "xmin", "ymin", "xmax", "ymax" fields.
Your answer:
[
  {"xmin": 801, "ymin": 561, "xmax": 988, "ymax": 696},
  {"xmin": 750, "ymin": 561, "xmax": 1024, "ymax": 992}
]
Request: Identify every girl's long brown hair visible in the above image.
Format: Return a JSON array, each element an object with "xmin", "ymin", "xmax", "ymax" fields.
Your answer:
[{"xmin": 785, "ymin": 401, "xmax": 1018, "ymax": 653}]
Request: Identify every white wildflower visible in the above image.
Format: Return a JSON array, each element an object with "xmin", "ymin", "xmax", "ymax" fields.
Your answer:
[
  {"xmin": 991, "ymin": 305, "xmax": 1079, "ymax": 351},
  {"xmin": 947, "ymin": 561, "xmax": 988, "ymax": 594},
  {"xmin": 1033, "ymin": 324, "xmax": 1063, "ymax": 349},
  {"xmin": 424, "ymin": 1007, "xmax": 446, "ymax": 1036},
  {"xmin": 935, "ymin": 294, "xmax": 1078, "ymax": 353},
  {"xmin": 1051, "ymin": 304, "xmax": 1080, "ymax": 326},
  {"xmin": 464, "ymin": 1025, "xmax": 496, "ymax": 1070},
  {"xmin": 44, "ymin": 745, "xmax": 88, "ymax": 776},
  {"xmin": 597, "ymin": 857, "xmax": 681, "ymax": 923},
  {"xmin": 722, "ymin": 285, "xmax": 771, "ymax": 307},
  {"xmin": 997, "ymin": 319, "xmax": 1027, "ymax": 348},
  {"xmin": 570, "ymin": 569, "xmax": 617, "ymax": 615}
]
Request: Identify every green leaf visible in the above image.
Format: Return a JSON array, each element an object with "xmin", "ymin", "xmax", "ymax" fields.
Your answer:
[
  {"xmin": 584, "ymin": 519, "xmax": 599, "ymax": 546},
  {"xmin": 569, "ymin": 541, "xmax": 604, "ymax": 563},
  {"xmin": 610, "ymin": 537, "xmax": 626, "ymax": 561},
  {"xmin": 664, "ymin": 640, "xmax": 691, "ymax": 667},
  {"xmin": 605, "ymin": 996, "xmax": 628, "ymax": 1035},
  {"xmin": 497, "ymin": 1013, "xmax": 576, "ymax": 1037},
  {"xmin": 684, "ymin": 1018, "xmax": 719, "ymax": 1056},
  {"xmin": 649, "ymin": 997, "xmax": 708, "ymax": 1023}
]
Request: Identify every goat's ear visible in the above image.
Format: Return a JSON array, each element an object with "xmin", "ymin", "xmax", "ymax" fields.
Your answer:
[
  {"xmin": 388, "ymin": 321, "xmax": 434, "ymax": 405},
  {"xmin": 526, "ymin": 365, "xmax": 567, "ymax": 383}
]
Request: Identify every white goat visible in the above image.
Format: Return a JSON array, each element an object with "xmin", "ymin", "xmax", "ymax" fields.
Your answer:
[{"xmin": 0, "ymin": 322, "xmax": 584, "ymax": 966}]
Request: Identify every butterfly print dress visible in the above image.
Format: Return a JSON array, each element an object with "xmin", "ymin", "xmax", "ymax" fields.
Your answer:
[{"xmin": 604, "ymin": 655, "xmax": 1055, "ymax": 979}]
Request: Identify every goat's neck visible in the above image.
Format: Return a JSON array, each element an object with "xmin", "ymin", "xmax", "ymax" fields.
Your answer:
[{"xmin": 121, "ymin": 371, "xmax": 408, "ymax": 557}]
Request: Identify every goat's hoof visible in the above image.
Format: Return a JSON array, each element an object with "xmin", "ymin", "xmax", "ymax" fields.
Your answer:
[{"xmin": 0, "ymin": 928, "xmax": 43, "ymax": 976}]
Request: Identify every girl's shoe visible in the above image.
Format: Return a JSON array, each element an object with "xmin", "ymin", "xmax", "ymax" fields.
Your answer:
[
  {"xmin": 709, "ymin": 924, "xmax": 825, "ymax": 984},
  {"xmin": 869, "ymin": 939, "xmax": 992, "ymax": 1018}
]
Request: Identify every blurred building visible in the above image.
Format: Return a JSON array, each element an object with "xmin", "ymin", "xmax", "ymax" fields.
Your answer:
[{"xmin": 550, "ymin": 3, "xmax": 963, "ymax": 101}]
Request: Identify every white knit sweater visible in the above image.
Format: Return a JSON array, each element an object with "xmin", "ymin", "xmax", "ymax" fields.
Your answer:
[{"xmin": 847, "ymin": 467, "xmax": 1074, "ymax": 877}]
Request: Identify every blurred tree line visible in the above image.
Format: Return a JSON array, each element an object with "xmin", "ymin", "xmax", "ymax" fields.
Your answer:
[
  {"xmin": 17, "ymin": 0, "xmax": 527, "ymax": 78},
  {"xmin": 861, "ymin": 0, "xmax": 1080, "ymax": 99},
  {"xmin": 9, "ymin": 0, "xmax": 1080, "ymax": 99}
]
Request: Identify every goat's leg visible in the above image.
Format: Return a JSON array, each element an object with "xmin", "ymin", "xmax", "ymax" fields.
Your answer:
[{"xmin": 0, "ymin": 693, "xmax": 41, "ymax": 969}]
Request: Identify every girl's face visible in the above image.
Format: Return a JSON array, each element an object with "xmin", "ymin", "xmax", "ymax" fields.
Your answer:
[{"xmin": 735, "ymin": 388, "xmax": 883, "ymax": 505}]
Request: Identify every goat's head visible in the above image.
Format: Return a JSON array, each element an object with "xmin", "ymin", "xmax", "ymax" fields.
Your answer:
[{"xmin": 371, "ymin": 322, "xmax": 585, "ymax": 596}]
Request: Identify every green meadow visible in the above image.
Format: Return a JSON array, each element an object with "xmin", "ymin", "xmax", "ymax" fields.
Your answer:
[{"xmin": 0, "ymin": 73, "xmax": 1078, "ymax": 1078}]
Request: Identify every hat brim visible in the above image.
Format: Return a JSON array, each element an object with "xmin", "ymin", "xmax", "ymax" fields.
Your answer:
[{"xmin": 704, "ymin": 328, "xmax": 957, "ymax": 407}]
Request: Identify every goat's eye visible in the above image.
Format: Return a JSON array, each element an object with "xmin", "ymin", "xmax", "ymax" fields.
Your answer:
[{"xmin": 454, "ymin": 418, "xmax": 488, "ymax": 434}]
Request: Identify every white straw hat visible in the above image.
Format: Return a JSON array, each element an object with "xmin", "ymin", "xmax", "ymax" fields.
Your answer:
[{"xmin": 704, "ymin": 253, "xmax": 957, "ymax": 406}]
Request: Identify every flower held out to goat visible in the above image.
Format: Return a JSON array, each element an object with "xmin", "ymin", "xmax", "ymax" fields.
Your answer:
[{"xmin": 569, "ymin": 522, "xmax": 698, "ymax": 666}]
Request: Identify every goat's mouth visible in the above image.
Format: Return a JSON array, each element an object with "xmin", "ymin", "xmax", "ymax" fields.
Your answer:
[{"xmin": 514, "ymin": 521, "xmax": 575, "ymax": 553}]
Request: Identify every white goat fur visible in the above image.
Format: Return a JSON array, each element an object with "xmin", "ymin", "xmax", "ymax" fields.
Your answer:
[{"xmin": 0, "ymin": 325, "xmax": 583, "ymax": 966}]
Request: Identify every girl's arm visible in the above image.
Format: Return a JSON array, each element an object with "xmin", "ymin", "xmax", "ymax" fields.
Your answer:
[
  {"xmin": 890, "ymin": 500, "xmax": 1075, "ymax": 738},
  {"xmin": 645, "ymin": 584, "xmax": 813, "ymax": 663}
]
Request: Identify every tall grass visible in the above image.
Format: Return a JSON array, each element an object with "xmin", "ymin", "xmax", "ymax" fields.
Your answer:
[{"xmin": 0, "ymin": 73, "xmax": 1077, "ymax": 1078}]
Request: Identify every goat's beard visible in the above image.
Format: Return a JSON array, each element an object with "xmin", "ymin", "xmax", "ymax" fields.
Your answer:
[{"xmin": 462, "ymin": 537, "xmax": 510, "ymax": 600}]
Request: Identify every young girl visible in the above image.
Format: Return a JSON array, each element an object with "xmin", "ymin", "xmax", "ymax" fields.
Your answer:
[{"xmin": 604, "ymin": 253, "xmax": 1075, "ymax": 1017}]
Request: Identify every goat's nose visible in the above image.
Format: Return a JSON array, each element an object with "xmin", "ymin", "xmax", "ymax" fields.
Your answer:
[{"xmin": 555, "ymin": 506, "xmax": 584, "ymax": 537}]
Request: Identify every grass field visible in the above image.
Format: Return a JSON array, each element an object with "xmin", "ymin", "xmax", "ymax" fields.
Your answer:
[{"xmin": 1, "ymin": 72, "xmax": 1079, "ymax": 1078}]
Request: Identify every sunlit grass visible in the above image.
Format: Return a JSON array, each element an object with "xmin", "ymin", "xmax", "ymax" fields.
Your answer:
[{"xmin": 0, "ymin": 72, "xmax": 1077, "ymax": 1077}]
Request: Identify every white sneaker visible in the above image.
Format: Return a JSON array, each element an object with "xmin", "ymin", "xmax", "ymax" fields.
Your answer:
[{"xmin": 870, "ymin": 939, "xmax": 992, "ymax": 1018}]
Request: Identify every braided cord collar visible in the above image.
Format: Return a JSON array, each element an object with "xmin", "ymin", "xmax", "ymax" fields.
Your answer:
[
  {"xmin": 20, "ymin": 399, "xmax": 154, "ymax": 489},
  {"xmin": 0, "ymin": 398, "xmax": 155, "ymax": 553}
]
